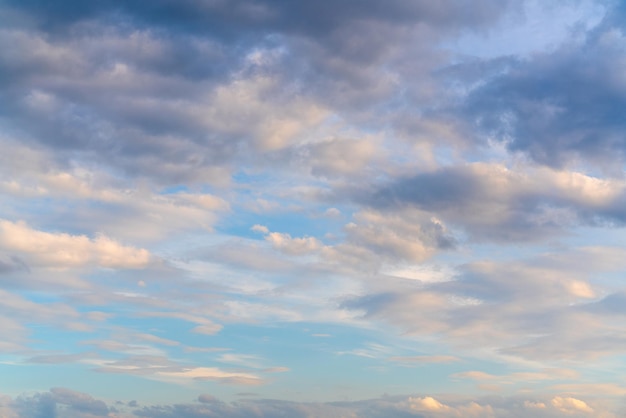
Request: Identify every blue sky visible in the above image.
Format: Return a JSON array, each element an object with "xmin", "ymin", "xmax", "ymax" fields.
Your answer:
[{"xmin": 2, "ymin": 0, "xmax": 626, "ymax": 417}]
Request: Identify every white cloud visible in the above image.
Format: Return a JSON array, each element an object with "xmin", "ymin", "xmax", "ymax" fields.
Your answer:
[
  {"xmin": 88, "ymin": 355, "xmax": 265, "ymax": 386},
  {"xmin": 321, "ymin": 209, "xmax": 453, "ymax": 270},
  {"xmin": 0, "ymin": 219, "xmax": 151, "ymax": 269},
  {"xmin": 324, "ymin": 207, "xmax": 341, "ymax": 217},
  {"xmin": 251, "ymin": 225, "xmax": 324, "ymax": 255},
  {"xmin": 407, "ymin": 396, "xmax": 449, "ymax": 412},
  {"xmin": 404, "ymin": 396, "xmax": 497, "ymax": 417},
  {"xmin": 551, "ymin": 396, "xmax": 594, "ymax": 414},
  {"xmin": 157, "ymin": 367, "xmax": 264, "ymax": 386},
  {"xmin": 341, "ymin": 245, "xmax": 626, "ymax": 362},
  {"xmin": 251, "ymin": 224, "xmax": 269, "ymax": 234},
  {"xmin": 202, "ymin": 74, "xmax": 328, "ymax": 151},
  {"xmin": 305, "ymin": 137, "xmax": 381, "ymax": 177},
  {"xmin": 265, "ymin": 232, "xmax": 322, "ymax": 255}
]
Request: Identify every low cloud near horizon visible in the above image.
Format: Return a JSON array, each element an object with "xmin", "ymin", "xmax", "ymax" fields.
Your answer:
[{"xmin": 1, "ymin": 387, "xmax": 621, "ymax": 418}]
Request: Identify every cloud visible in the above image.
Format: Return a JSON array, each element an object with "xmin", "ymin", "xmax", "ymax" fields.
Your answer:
[
  {"xmin": 343, "ymin": 246, "xmax": 626, "ymax": 361},
  {"xmin": 251, "ymin": 225, "xmax": 329, "ymax": 260},
  {"xmin": 136, "ymin": 311, "xmax": 222, "ymax": 335},
  {"xmin": 5, "ymin": 390, "xmax": 618, "ymax": 418},
  {"xmin": 191, "ymin": 324, "xmax": 224, "ymax": 335},
  {"xmin": 48, "ymin": 388, "xmax": 110, "ymax": 416},
  {"xmin": 453, "ymin": 368, "xmax": 579, "ymax": 384},
  {"xmin": 0, "ymin": 219, "xmax": 151, "ymax": 269},
  {"xmin": 1, "ymin": 0, "xmax": 626, "ymax": 413},
  {"xmin": 197, "ymin": 394, "xmax": 219, "ymax": 404},
  {"xmin": 355, "ymin": 163, "xmax": 626, "ymax": 242},
  {"xmin": 0, "ymin": 0, "xmax": 520, "ymax": 193},
  {"xmin": 0, "ymin": 254, "xmax": 28, "ymax": 274},
  {"xmin": 89, "ymin": 354, "xmax": 265, "ymax": 386},
  {"xmin": 0, "ymin": 138, "xmax": 230, "ymax": 243},
  {"xmin": 25, "ymin": 352, "xmax": 100, "ymax": 365},
  {"xmin": 5, "ymin": 0, "xmax": 515, "ymax": 41},
  {"xmin": 157, "ymin": 367, "xmax": 264, "ymax": 386},
  {"xmin": 0, "ymin": 395, "xmax": 17, "ymax": 418},
  {"xmin": 304, "ymin": 137, "xmax": 381, "ymax": 178},
  {"xmin": 389, "ymin": 355, "xmax": 460, "ymax": 365},
  {"xmin": 407, "ymin": 396, "xmax": 450, "ymax": 412},
  {"xmin": 264, "ymin": 231, "xmax": 322, "ymax": 256},
  {"xmin": 0, "ymin": 289, "xmax": 108, "ymax": 352},
  {"xmin": 461, "ymin": 5, "xmax": 626, "ymax": 170},
  {"xmin": 251, "ymin": 224, "xmax": 269, "ymax": 234},
  {"xmin": 13, "ymin": 388, "xmax": 110, "ymax": 418},
  {"xmin": 551, "ymin": 397, "xmax": 594, "ymax": 414},
  {"xmin": 549, "ymin": 383, "xmax": 626, "ymax": 397},
  {"xmin": 129, "ymin": 333, "xmax": 180, "ymax": 347},
  {"xmin": 322, "ymin": 208, "xmax": 455, "ymax": 269}
]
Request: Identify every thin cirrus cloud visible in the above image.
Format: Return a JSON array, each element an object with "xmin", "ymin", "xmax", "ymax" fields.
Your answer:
[{"xmin": 1, "ymin": 0, "xmax": 626, "ymax": 416}]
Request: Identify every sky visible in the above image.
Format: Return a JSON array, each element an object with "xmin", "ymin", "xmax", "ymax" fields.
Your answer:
[{"xmin": 1, "ymin": 0, "xmax": 626, "ymax": 417}]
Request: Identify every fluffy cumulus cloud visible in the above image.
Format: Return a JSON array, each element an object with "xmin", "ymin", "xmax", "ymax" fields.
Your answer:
[{"xmin": 2, "ymin": 0, "xmax": 626, "ymax": 415}]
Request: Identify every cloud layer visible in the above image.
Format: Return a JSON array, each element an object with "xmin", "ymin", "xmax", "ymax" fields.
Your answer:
[
  {"xmin": 3, "ymin": 388, "xmax": 621, "ymax": 418},
  {"xmin": 1, "ymin": 0, "xmax": 626, "ymax": 414}
]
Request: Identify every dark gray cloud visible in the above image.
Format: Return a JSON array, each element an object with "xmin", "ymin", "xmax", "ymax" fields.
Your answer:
[
  {"xmin": 0, "ymin": 255, "xmax": 29, "ymax": 274},
  {"xmin": 0, "ymin": 0, "xmax": 518, "ymax": 187},
  {"xmin": 462, "ymin": 7, "xmax": 626, "ymax": 169},
  {"xmin": 6, "ymin": 0, "xmax": 514, "ymax": 39},
  {"xmin": 351, "ymin": 163, "xmax": 626, "ymax": 242}
]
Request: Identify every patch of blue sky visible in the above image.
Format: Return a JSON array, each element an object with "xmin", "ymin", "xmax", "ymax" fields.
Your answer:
[
  {"xmin": 158, "ymin": 184, "xmax": 191, "ymax": 195},
  {"xmin": 14, "ymin": 290, "xmax": 64, "ymax": 305},
  {"xmin": 0, "ymin": 363, "xmax": 90, "ymax": 397},
  {"xmin": 92, "ymin": 311, "xmax": 221, "ymax": 350},
  {"xmin": 216, "ymin": 206, "xmax": 348, "ymax": 241},
  {"xmin": 0, "ymin": 361, "xmax": 196, "ymax": 405},
  {"xmin": 23, "ymin": 325, "xmax": 100, "ymax": 355},
  {"xmin": 569, "ymin": 225, "xmax": 626, "ymax": 248},
  {"xmin": 174, "ymin": 322, "xmax": 476, "ymax": 397}
]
